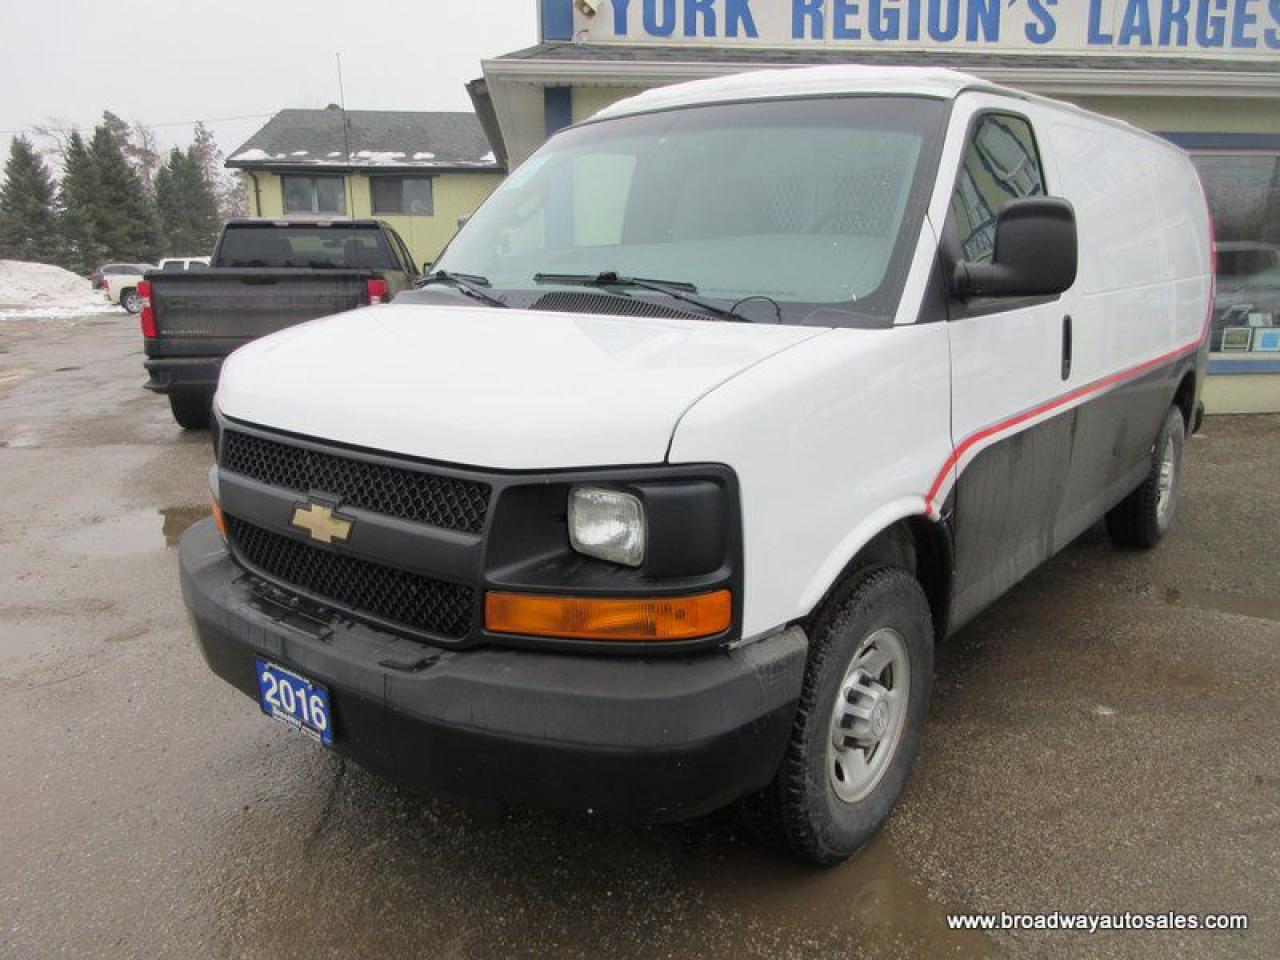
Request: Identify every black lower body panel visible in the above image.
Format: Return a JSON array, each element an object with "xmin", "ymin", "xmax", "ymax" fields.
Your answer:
[
  {"xmin": 179, "ymin": 519, "xmax": 806, "ymax": 821},
  {"xmin": 143, "ymin": 356, "xmax": 223, "ymax": 394}
]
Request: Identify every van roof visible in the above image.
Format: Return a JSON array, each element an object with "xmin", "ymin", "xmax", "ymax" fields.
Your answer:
[
  {"xmin": 594, "ymin": 66, "xmax": 996, "ymax": 120},
  {"xmin": 590, "ymin": 64, "xmax": 1184, "ymax": 158}
]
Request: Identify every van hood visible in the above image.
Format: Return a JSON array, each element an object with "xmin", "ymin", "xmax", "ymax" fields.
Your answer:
[{"xmin": 216, "ymin": 303, "xmax": 827, "ymax": 469}]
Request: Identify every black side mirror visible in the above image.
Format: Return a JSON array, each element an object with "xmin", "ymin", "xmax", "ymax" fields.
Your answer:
[{"xmin": 954, "ymin": 197, "xmax": 1078, "ymax": 299}]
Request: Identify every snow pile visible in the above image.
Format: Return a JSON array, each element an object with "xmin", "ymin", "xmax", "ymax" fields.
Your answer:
[{"xmin": 0, "ymin": 260, "xmax": 122, "ymax": 319}]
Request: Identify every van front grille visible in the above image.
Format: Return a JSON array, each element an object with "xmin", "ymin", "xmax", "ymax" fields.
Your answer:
[
  {"xmin": 225, "ymin": 515, "xmax": 474, "ymax": 640},
  {"xmin": 221, "ymin": 430, "xmax": 490, "ymax": 534}
]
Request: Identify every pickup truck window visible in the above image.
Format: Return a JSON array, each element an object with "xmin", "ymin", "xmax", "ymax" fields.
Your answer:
[
  {"xmin": 217, "ymin": 226, "xmax": 395, "ymax": 270},
  {"xmin": 388, "ymin": 230, "xmax": 418, "ymax": 275},
  {"xmin": 282, "ymin": 175, "xmax": 347, "ymax": 215},
  {"xmin": 435, "ymin": 96, "xmax": 946, "ymax": 326}
]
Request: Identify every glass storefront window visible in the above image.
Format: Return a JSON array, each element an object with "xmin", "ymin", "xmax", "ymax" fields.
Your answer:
[{"xmin": 1191, "ymin": 152, "xmax": 1280, "ymax": 355}]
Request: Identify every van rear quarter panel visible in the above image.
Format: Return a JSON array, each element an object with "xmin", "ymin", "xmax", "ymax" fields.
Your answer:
[{"xmin": 667, "ymin": 324, "xmax": 952, "ymax": 638}]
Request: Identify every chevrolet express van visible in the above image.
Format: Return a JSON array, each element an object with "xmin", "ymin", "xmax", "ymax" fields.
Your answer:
[{"xmin": 180, "ymin": 67, "xmax": 1212, "ymax": 864}]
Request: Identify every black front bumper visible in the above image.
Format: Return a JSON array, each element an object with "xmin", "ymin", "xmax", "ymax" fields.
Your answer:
[
  {"xmin": 179, "ymin": 519, "xmax": 806, "ymax": 821},
  {"xmin": 143, "ymin": 357, "xmax": 223, "ymax": 394}
]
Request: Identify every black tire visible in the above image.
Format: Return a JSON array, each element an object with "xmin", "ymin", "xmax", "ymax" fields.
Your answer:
[
  {"xmin": 743, "ymin": 567, "xmax": 934, "ymax": 865},
  {"xmin": 168, "ymin": 390, "xmax": 211, "ymax": 430},
  {"xmin": 120, "ymin": 288, "xmax": 142, "ymax": 314},
  {"xmin": 1105, "ymin": 406, "xmax": 1186, "ymax": 549}
]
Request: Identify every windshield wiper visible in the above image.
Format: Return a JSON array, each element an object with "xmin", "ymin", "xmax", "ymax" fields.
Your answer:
[
  {"xmin": 419, "ymin": 270, "xmax": 507, "ymax": 308},
  {"xmin": 533, "ymin": 271, "xmax": 754, "ymax": 323}
]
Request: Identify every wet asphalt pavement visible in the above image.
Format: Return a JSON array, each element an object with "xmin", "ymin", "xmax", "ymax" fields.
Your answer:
[{"xmin": 1, "ymin": 314, "xmax": 1277, "ymax": 959}]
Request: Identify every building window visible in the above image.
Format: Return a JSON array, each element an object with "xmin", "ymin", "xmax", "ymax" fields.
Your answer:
[
  {"xmin": 371, "ymin": 177, "xmax": 434, "ymax": 216},
  {"xmin": 282, "ymin": 175, "xmax": 347, "ymax": 215},
  {"xmin": 1192, "ymin": 152, "xmax": 1280, "ymax": 355}
]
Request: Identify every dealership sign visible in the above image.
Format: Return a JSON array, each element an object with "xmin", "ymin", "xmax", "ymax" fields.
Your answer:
[{"xmin": 567, "ymin": 0, "xmax": 1280, "ymax": 57}]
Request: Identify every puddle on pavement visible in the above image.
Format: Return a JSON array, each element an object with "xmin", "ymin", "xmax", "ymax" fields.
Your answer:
[
  {"xmin": 1164, "ymin": 586, "xmax": 1280, "ymax": 624},
  {"xmin": 204, "ymin": 777, "xmax": 1001, "ymax": 960},
  {"xmin": 684, "ymin": 830, "xmax": 998, "ymax": 957},
  {"xmin": 62, "ymin": 505, "xmax": 210, "ymax": 557},
  {"xmin": 161, "ymin": 505, "xmax": 210, "ymax": 546}
]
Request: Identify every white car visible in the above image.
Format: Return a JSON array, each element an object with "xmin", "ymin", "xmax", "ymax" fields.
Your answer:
[
  {"xmin": 109, "ymin": 258, "xmax": 209, "ymax": 313},
  {"xmin": 180, "ymin": 67, "xmax": 1211, "ymax": 864},
  {"xmin": 103, "ymin": 268, "xmax": 155, "ymax": 314}
]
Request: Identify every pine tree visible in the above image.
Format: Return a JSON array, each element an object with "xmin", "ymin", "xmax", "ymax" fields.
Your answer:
[
  {"xmin": 0, "ymin": 136, "xmax": 61, "ymax": 264},
  {"xmin": 87, "ymin": 121, "xmax": 160, "ymax": 262},
  {"xmin": 155, "ymin": 147, "xmax": 220, "ymax": 255},
  {"xmin": 58, "ymin": 131, "xmax": 102, "ymax": 273}
]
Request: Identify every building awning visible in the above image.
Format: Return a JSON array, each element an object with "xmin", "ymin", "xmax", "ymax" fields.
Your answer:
[{"xmin": 480, "ymin": 40, "xmax": 1280, "ymax": 164}]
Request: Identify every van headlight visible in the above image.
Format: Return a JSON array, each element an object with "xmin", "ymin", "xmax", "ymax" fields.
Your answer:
[{"xmin": 568, "ymin": 486, "xmax": 646, "ymax": 567}]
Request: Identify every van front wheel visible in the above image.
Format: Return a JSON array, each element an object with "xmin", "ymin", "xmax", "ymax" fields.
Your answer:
[
  {"xmin": 745, "ymin": 567, "xmax": 933, "ymax": 865},
  {"xmin": 1106, "ymin": 405, "xmax": 1186, "ymax": 549}
]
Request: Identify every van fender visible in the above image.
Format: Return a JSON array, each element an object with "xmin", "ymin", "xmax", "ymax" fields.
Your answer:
[{"xmin": 796, "ymin": 495, "xmax": 937, "ymax": 619}]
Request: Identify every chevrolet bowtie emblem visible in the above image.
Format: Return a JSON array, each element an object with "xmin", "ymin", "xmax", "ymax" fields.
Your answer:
[{"xmin": 291, "ymin": 501, "xmax": 353, "ymax": 545}]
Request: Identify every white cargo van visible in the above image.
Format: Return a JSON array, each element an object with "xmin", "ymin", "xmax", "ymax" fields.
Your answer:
[{"xmin": 181, "ymin": 67, "xmax": 1212, "ymax": 864}]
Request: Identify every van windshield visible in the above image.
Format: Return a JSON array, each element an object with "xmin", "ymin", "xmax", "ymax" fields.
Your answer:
[{"xmin": 435, "ymin": 96, "xmax": 947, "ymax": 326}]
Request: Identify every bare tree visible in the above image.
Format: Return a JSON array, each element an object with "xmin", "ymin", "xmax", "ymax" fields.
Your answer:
[
  {"xmin": 193, "ymin": 122, "xmax": 248, "ymax": 221},
  {"xmin": 29, "ymin": 117, "xmax": 79, "ymax": 176}
]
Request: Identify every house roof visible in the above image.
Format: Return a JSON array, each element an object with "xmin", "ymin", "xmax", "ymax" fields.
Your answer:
[{"xmin": 226, "ymin": 108, "xmax": 503, "ymax": 173}]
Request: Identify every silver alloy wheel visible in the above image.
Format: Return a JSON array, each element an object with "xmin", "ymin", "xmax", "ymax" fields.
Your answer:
[
  {"xmin": 1155, "ymin": 434, "xmax": 1178, "ymax": 529},
  {"xmin": 121, "ymin": 289, "xmax": 142, "ymax": 313},
  {"xmin": 828, "ymin": 626, "xmax": 910, "ymax": 803}
]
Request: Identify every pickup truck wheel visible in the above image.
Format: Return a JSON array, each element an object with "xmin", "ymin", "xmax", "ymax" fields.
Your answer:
[
  {"xmin": 120, "ymin": 288, "xmax": 142, "ymax": 314},
  {"xmin": 744, "ymin": 567, "xmax": 933, "ymax": 865},
  {"xmin": 168, "ymin": 391, "xmax": 211, "ymax": 430},
  {"xmin": 1105, "ymin": 405, "xmax": 1186, "ymax": 549}
]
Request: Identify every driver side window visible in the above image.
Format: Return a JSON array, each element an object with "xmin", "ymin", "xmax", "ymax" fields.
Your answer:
[{"xmin": 949, "ymin": 114, "xmax": 1046, "ymax": 265}]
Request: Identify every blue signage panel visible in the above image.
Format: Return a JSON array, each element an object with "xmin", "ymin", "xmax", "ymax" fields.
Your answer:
[{"xmin": 572, "ymin": 0, "xmax": 1280, "ymax": 56}]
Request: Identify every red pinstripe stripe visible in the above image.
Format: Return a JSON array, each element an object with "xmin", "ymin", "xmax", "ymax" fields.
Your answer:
[{"xmin": 923, "ymin": 326, "xmax": 1208, "ymax": 516}]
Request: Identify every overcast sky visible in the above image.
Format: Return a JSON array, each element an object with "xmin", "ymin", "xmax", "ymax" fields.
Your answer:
[{"xmin": 0, "ymin": 0, "xmax": 537, "ymax": 158}]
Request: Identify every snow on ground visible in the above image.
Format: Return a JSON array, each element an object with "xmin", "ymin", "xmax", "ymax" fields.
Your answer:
[{"xmin": 0, "ymin": 260, "xmax": 123, "ymax": 320}]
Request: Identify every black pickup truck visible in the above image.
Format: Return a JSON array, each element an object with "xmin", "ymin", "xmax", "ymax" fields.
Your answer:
[{"xmin": 140, "ymin": 219, "xmax": 420, "ymax": 428}]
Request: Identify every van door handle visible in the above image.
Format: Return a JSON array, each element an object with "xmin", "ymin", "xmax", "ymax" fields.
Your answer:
[{"xmin": 1061, "ymin": 314, "xmax": 1073, "ymax": 381}]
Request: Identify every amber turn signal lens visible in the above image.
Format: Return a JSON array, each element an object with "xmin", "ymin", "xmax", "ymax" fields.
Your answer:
[
  {"xmin": 485, "ymin": 590, "xmax": 732, "ymax": 642},
  {"xmin": 209, "ymin": 495, "xmax": 227, "ymax": 540}
]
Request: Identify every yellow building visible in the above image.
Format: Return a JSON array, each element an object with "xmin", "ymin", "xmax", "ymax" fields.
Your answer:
[{"xmin": 227, "ymin": 107, "xmax": 505, "ymax": 268}]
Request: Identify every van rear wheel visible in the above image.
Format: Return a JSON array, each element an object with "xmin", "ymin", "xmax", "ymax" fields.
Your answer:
[
  {"xmin": 742, "ymin": 567, "xmax": 933, "ymax": 865},
  {"xmin": 1106, "ymin": 406, "xmax": 1186, "ymax": 549}
]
